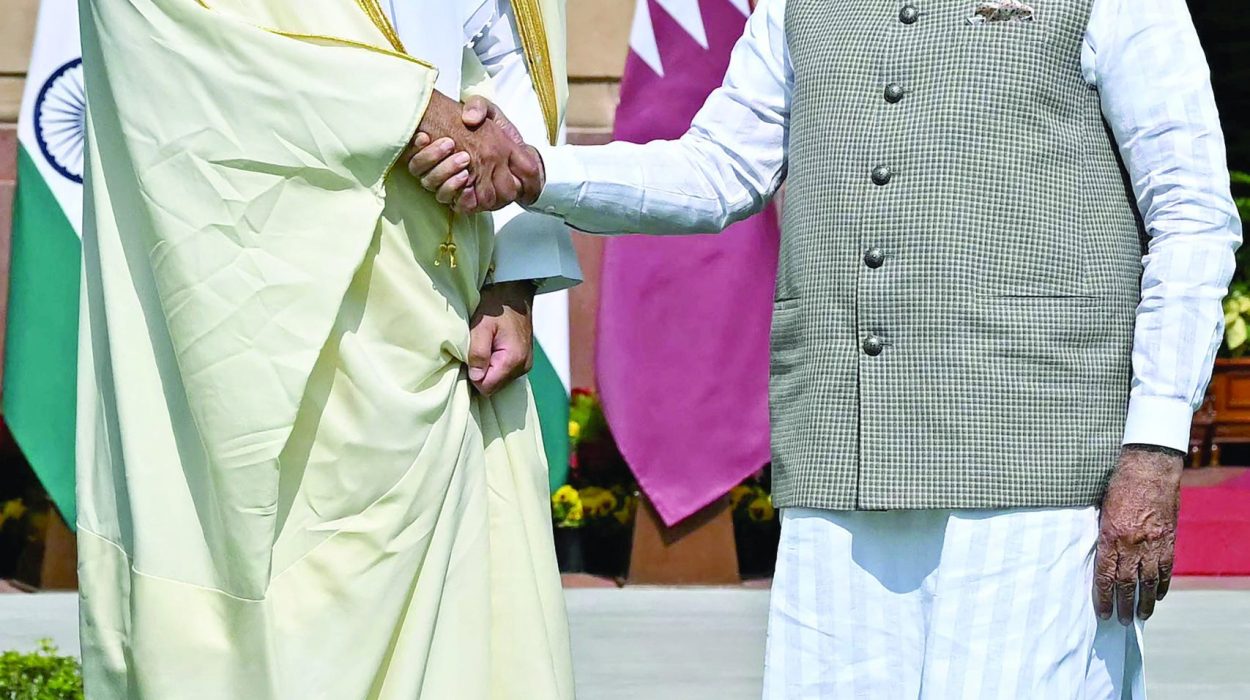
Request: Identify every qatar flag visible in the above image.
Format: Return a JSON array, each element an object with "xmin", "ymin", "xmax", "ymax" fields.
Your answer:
[{"xmin": 597, "ymin": 0, "xmax": 780, "ymax": 526}]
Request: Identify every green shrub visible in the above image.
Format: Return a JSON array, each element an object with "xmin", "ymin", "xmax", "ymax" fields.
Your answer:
[
  {"xmin": 1223, "ymin": 172, "xmax": 1250, "ymax": 356},
  {"xmin": 1224, "ymin": 282, "xmax": 1250, "ymax": 356},
  {"xmin": 0, "ymin": 641, "xmax": 83, "ymax": 700}
]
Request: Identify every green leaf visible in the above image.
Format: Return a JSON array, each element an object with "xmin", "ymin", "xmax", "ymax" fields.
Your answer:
[
  {"xmin": 0, "ymin": 640, "xmax": 83, "ymax": 699},
  {"xmin": 1227, "ymin": 316, "xmax": 1248, "ymax": 353}
]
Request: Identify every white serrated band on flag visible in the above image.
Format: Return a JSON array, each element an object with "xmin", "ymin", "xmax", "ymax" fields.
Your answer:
[
  {"xmin": 728, "ymin": 0, "xmax": 752, "ymax": 16},
  {"xmin": 16, "ymin": 0, "xmax": 84, "ymax": 236},
  {"xmin": 655, "ymin": 0, "xmax": 708, "ymax": 49},
  {"xmin": 630, "ymin": 0, "xmax": 665, "ymax": 77}
]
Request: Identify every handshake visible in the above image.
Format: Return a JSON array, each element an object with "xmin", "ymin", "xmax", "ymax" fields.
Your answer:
[{"xmin": 406, "ymin": 93, "xmax": 545, "ymax": 215}]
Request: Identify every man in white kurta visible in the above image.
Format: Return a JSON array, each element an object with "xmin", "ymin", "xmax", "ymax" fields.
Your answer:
[
  {"xmin": 410, "ymin": 0, "xmax": 1241, "ymax": 697},
  {"xmin": 76, "ymin": 0, "xmax": 577, "ymax": 697}
]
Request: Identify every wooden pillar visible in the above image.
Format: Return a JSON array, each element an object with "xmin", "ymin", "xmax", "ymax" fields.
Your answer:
[{"xmin": 628, "ymin": 495, "xmax": 740, "ymax": 586}]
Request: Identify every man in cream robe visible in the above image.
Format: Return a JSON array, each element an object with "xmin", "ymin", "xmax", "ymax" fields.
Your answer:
[{"xmin": 75, "ymin": 0, "xmax": 576, "ymax": 697}]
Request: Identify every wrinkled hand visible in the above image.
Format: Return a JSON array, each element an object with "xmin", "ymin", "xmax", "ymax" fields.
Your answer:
[
  {"xmin": 408, "ymin": 92, "xmax": 537, "ymax": 212},
  {"xmin": 1094, "ymin": 445, "xmax": 1183, "ymax": 624},
  {"xmin": 408, "ymin": 96, "xmax": 544, "ymax": 215},
  {"xmin": 468, "ymin": 281, "xmax": 538, "ymax": 396}
]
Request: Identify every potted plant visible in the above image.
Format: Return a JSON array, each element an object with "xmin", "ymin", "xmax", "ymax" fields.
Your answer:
[
  {"xmin": 551, "ymin": 485, "xmax": 586, "ymax": 573},
  {"xmin": 551, "ymin": 390, "xmax": 639, "ymax": 578},
  {"xmin": 576, "ymin": 484, "xmax": 637, "ymax": 578},
  {"xmin": 0, "ymin": 452, "xmax": 55, "ymax": 587},
  {"xmin": 730, "ymin": 474, "xmax": 780, "ymax": 579},
  {"xmin": 1218, "ymin": 170, "xmax": 1250, "ymax": 363},
  {"xmin": 1193, "ymin": 172, "xmax": 1250, "ymax": 465}
]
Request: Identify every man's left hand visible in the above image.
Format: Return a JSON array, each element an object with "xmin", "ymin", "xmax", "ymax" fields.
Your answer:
[
  {"xmin": 468, "ymin": 281, "xmax": 538, "ymax": 397},
  {"xmin": 1094, "ymin": 445, "xmax": 1184, "ymax": 624}
]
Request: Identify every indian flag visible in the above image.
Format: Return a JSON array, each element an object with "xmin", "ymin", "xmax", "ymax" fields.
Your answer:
[
  {"xmin": 6, "ymin": 0, "xmax": 83, "ymax": 526},
  {"xmin": 532, "ymin": 291, "xmax": 572, "ymax": 492}
]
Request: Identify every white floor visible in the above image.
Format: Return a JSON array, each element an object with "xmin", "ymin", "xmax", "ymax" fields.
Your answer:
[{"xmin": 3, "ymin": 587, "xmax": 1248, "ymax": 699}]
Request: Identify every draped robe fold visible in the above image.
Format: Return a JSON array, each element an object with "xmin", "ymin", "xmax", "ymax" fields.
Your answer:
[{"xmin": 75, "ymin": 1, "xmax": 573, "ymax": 697}]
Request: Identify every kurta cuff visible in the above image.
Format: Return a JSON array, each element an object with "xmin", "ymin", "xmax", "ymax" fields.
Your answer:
[
  {"xmin": 1122, "ymin": 395, "xmax": 1195, "ymax": 453},
  {"xmin": 490, "ymin": 211, "xmax": 582, "ymax": 294},
  {"xmin": 531, "ymin": 143, "xmax": 585, "ymax": 218}
]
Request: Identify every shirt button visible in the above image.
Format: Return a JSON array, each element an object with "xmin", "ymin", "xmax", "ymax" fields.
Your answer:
[
  {"xmin": 899, "ymin": 5, "xmax": 920, "ymax": 24},
  {"xmin": 864, "ymin": 248, "xmax": 885, "ymax": 268},
  {"xmin": 871, "ymin": 165, "xmax": 894, "ymax": 186},
  {"xmin": 863, "ymin": 335, "xmax": 885, "ymax": 357},
  {"xmin": 884, "ymin": 83, "xmax": 905, "ymax": 104}
]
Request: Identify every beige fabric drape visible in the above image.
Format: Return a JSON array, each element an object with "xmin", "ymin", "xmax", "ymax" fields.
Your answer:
[{"xmin": 76, "ymin": 1, "xmax": 572, "ymax": 697}]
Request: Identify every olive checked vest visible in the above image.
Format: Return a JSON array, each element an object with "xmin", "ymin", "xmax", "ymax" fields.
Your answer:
[{"xmin": 771, "ymin": 0, "xmax": 1145, "ymax": 510}]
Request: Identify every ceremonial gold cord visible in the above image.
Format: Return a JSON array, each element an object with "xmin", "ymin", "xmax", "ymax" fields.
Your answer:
[{"xmin": 435, "ymin": 208, "xmax": 458, "ymax": 269}]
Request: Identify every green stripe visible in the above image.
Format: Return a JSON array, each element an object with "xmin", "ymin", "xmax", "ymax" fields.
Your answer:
[
  {"xmin": 4, "ymin": 145, "xmax": 81, "ymax": 527},
  {"xmin": 530, "ymin": 340, "xmax": 569, "ymax": 492}
]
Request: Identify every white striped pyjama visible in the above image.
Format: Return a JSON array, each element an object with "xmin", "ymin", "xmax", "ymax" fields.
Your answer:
[{"xmin": 764, "ymin": 507, "xmax": 1145, "ymax": 699}]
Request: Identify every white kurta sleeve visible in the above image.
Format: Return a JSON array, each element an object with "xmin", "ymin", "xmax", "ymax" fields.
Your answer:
[
  {"xmin": 1086, "ymin": 0, "xmax": 1242, "ymax": 452},
  {"xmin": 530, "ymin": 0, "xmax": 790, "ymax": 235},
  {"xmin": 470, "ymin": 0, "xmax": 581, "ymax": 293}
]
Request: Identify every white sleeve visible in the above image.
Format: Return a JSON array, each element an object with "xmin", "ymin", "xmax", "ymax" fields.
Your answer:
[
  {"xmin": 1087, "ymin": 0, "xmax": 1242, "ymax": 452},
  {"xmin": 469, "ymin": 0, "xmax": 582, "ymax": 292},
  {"xmin": 531, "ymin": 0, "xmax": 790, "ymax": 235}
]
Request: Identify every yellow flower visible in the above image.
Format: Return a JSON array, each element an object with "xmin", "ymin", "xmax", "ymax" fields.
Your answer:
[
  {"xmin": 613, "ymin": 494, "xmax": 638, "ymax": 526},
  {"xmin": 579, "ymin": 487, "xmax": 618, "ymax": 519},
  {"xmin": 747, "ymin": 495, "xmax": 775, "ymax": 522},
  {"xmin": 552, "ymin": 485, "xmax": 585, "ymax": 527},
  {"xmin": 568, "ymin": 420, "xmax": 581, "ymax": 441},
  {"xmin": 0, "ymin": 499, "xmax": 27, "ymax": 528},
  {"xmin": 729, "ymin": 485, "xmax": 754, "ymax": 511},
  {"xmin": 553, "ymin": 485, "xmax": 579, "ymax": 506},
  {"xmin": 1, "ymin": 499, "xmax": 26, "ymax": 521}
]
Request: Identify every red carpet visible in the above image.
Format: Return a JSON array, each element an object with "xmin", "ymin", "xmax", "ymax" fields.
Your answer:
[{"xmin": 1174, "ymin": 469, "xmax": 1250, "ymax": 575}]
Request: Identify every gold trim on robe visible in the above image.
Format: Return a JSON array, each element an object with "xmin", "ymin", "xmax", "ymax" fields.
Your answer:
[
  {"xmin": 511, "ymin": 0, "xmax": 561, "ymax": 145},
  {"xmin": 354, "ymin": 0, "xmax": 407, "ymax": 53}
]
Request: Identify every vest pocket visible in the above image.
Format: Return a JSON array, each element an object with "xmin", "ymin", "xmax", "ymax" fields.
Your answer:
[
  {"xmin": 770, "ymin": 298, "xmax": 803, "ymax": 353},
  {"xmin": 769, "ymin": 299, "xmax": 806, "ymax": 477},
  {"xmin": 974, "ymin": 295, "xmax": 1098, "ymax": 410},
  {"xmin": 769, "ymin": 301, "xmax": 805, "ymax": 408}
]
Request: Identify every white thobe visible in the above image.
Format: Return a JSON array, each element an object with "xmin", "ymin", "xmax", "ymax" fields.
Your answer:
[{"xmin": 76, "ymin": 0, "xmax": 576, "ymax": 696}]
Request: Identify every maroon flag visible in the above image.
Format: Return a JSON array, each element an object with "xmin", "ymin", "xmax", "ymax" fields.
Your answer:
[{"xmin": 597, "ymin": 0, "xmax": 779, "ymax": 526}]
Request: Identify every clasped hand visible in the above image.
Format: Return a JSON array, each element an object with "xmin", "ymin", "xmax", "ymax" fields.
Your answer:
[
  {"xmin": 408, "ymin": 94, "xmax": 543, "ymax": 396},
  {"xmin": 408, "ymin": 94, "xmax": 543, "ymax": 214}
]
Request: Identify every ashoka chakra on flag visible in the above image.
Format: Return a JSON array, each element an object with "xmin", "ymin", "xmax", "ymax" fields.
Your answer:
[{"xmin": 34, "ymin": 57, "xmax": 86, "ymax": 184}]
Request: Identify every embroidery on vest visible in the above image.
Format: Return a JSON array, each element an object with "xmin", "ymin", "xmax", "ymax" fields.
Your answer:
[{"xmin": 966, "ymin": 1, "xmax": 1036, "ymax": 25}]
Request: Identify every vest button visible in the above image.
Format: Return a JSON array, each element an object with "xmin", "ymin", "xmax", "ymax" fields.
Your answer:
[
  {"xmin": 884, "ymin": 83, "xmax": 905, "ymax": 103},
  {"xmin": 871, "ymin": 165, "xmax": 894, "ymax": 186},
  {"xmin": 899, "ymin": 5, "xmax": 920, "ymax": 24},
  {"xmin": 864, "ymin": 248, "xmax": 885, "ymax": 268},
  {"xmin": 863, "ymin": 335, "xmax": 885, "ymax": 356}
]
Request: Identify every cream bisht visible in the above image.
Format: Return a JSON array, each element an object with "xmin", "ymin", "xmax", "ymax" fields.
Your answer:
[{"xmin": 77, "ymin": 1, "xmax": 570, "ymax": 697}]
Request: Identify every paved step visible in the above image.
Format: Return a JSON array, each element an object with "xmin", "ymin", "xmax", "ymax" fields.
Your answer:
[{"xmin": 3, "ymin": 587, "xmax": 1248, "ymax": 699}]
